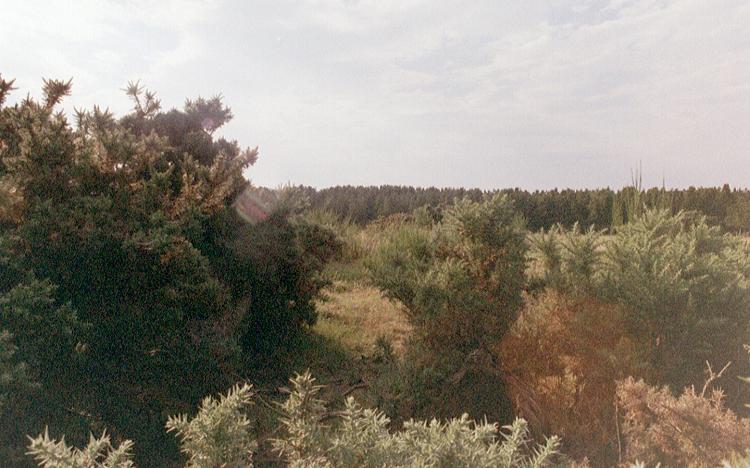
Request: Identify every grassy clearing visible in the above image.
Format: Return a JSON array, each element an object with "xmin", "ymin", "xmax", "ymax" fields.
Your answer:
[{"xmin": 315, "ymin": 281, "xmax": 411, "ymax": 356}]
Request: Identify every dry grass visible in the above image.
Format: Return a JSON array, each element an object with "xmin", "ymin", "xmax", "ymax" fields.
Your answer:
[{"xmin": 315, "ymin": 281, "xmax": 411, "ymax": 356}]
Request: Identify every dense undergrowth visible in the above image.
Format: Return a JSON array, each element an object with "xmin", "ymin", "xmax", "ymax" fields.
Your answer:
[{"xmin": 3, "ymin": 76, "xmax": 750, "ymax": 466}]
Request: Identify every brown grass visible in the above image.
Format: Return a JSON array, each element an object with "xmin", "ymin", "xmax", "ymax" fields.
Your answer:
[{"xmin": 315, "ymin": 281, "xmax": 411, "ymax": 355}]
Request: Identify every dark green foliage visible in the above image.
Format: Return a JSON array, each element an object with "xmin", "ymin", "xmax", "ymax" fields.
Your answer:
[
  {"xmin": 0, "ymin": 76, "xmax": 335, "ymax": 465},
  {"xmin": 299, "ymin": 184, "xmax": 750, "ymax": 233},
  {"xmin": 602, "ymin": 210, "xmax": 750, "ymax": 391},
  {"xmin": 0, "ymin": 274, "xmax": 88, "ymax": 466},
  {"xmin": 229, "ymin": 211, "xmax": 341, "ymax": 356}
]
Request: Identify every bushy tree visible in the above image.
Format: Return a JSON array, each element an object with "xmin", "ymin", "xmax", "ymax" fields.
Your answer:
[
  {"xmin": 0, "ymin": 75, "xmax": 336, "ymax": 464},
  {"xmin": 529, "ymin": 209, "xmax": 750, "ymax": 394},
  {"xmin": 367, "ymin": 194, "xmax": 526, "ymax": 422}
]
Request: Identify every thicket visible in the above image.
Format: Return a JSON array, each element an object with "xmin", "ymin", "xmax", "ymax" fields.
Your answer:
[
  {"xmin": 510, "ymin": 208, "xmax": 750, "ymax": 463},
  {"xmin": 5, "ymin": 73, "xmax": 750, "ymax": 466},
  {"xmin": 500, "ymin": 291, "xmax": 644, "ymax": 464},
  {"xmin": 360, "ymin": 194, "xmax": 750, "ymax": 465},
  {"xmin": 0, "ymin": 76, "xmax": 337, "ymax": 465},
  {"xmin": 616, "ymin": 376, "xmax": 750, "ymax": 467},
  {"xmin": 529, "ymin": 210, "xmax": 750, "ymax": 392}
]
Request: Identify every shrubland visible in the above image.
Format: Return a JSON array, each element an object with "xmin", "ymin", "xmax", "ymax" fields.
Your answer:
[
  {"xmin": 528, "ymin": 209, "xmax": 750, "ymax": 393},
  {"xmin": 509, "ymin": 209, "xmax": 750, "ymax": 463},
  {"xmin": 4, "ymin": 73, "xmax": 750, "ymax": 466}
]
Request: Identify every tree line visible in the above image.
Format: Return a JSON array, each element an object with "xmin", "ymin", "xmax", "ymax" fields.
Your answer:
[{"xmin": 296, "ymin": 184, "xmax": 750, "ymax": 232}]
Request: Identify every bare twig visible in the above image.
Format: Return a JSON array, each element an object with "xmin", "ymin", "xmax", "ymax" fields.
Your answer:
[
  {"xmin": 701, "ymin": 360, "xmax": 731, "ymax": 398},
  {"xmin": 615, "ymin": 399, "xmax": 623, "ymax": 465}
]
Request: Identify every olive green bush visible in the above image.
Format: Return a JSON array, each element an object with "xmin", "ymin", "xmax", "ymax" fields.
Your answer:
[
  {"xmin": 366, "ymin": 194, "xmax": 526, "ymax": 422},
  {"xmin": 529, "ymin": 209, "xmax": 750, "ymax": 392}
]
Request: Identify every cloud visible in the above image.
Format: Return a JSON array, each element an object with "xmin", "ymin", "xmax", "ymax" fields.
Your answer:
[
  {"xmin": 1, "ymin": 0, "xmax": 220, "ymax": 109},
  {"xmin": 3, "ymin": 0, "xmax": 750, "ymax": 188}
]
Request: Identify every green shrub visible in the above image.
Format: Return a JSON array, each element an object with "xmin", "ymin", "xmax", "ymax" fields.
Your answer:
[
  {"xmin": 364, "ymin": 223, "xmax": 434, "ymax": 312},
  {"xmin": 275, "ymin": 372, "xmax": 559, "ymax": 467},
  {"xmin": 530, "ymin": 209, "xmax": 750, "ymax": 392},
  {"xmin": 366, "ymin": 194, "xmax": 526, "ymax": 422},
  {"xmin": 27, "ymin": 373, "xmax": 562, "ymax": 467},
  {"xmin": 0, "ymin": 76, "xmax": 336, "ymax": 464},
  {"xmin": 167, "ymin": 383, "xmax": 255, "ymax": 467},
  {"xmin": 528, "ymin": 223, "xmax": 603, "ymax": 295},
  {"xmin": 27, "ymin": 430, "xmax": 135, "ymax": 468}
]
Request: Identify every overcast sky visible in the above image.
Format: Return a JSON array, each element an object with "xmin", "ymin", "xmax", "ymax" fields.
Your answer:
[{"xmin": 2, "ymin": 0, "xmax": 749, "ymax": 189}]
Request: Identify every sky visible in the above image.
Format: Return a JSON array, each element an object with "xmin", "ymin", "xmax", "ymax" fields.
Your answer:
[{"xmin": 2, "ymin": 0, "xmax": 749, "ymax": 190}]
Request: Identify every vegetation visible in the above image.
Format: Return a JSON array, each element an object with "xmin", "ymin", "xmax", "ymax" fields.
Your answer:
[
  {"xmin": 4, "ymin": 74, "xmax": 750, "ymax": 466},
  {"xmin": 293, "ymin": 182, "xmax": 750, "ymax": 232},
  {"xmin": 616, "ymin": 377, "xmax": 750, "ymax": 467},
  {"xmin": 528, "ymin": 209, "xmax": 750, "ymax": 391},
  {"xmin": 366, "ymin": 194, "xmax": 526, "ymax": 423},
  {"xmin": 28, "ymin": 373, "xmax": 561, "ymax": 468},
  {"xmin": 0, "ymin": 76, "xmax": 337, "ymax": 465}
]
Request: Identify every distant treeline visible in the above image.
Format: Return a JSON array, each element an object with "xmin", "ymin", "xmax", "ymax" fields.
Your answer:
[{"xmin": 293, "ymin": 184, "xmax": 750, "ymax": 232}]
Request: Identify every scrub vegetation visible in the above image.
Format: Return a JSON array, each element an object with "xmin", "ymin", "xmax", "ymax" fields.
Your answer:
[{"xmin": 2, "ymin": 76, "xmax": 750, "ymax": 466}]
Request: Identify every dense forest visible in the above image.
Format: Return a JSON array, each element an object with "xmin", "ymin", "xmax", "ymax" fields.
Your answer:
[
  {"xmin": 3, "ymin": 76, "xmax": 750, "ymax": 467},
  {"xmin": 293, "ymin": 183, "xmax": 750, "ymax": 232}
]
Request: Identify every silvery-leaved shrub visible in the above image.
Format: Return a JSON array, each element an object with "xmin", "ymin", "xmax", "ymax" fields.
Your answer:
[
  {"xmin": 27, "ymin": 429, "xmax": 135, "ymax": 468},
  {"xmin": 166, "ymin": 383, "xmax": 256, "ymax": 467},
  {"xmin": 273, "ymin": 372, "xmax": 560, "ymax": 468},
  {"xmin": 28, "ymin": 372, "xmax": 561, "ymax": 467}
]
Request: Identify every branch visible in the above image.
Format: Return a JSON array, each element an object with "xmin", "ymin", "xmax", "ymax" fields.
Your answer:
[{"xmin": 701, "ymin": 360, "xmax": 731, "ymax": 398}]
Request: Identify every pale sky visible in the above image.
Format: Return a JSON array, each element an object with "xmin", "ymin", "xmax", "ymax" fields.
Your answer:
[{"xmin": 2, "ymin": 0, "xmax": 749, "ymax": 189}]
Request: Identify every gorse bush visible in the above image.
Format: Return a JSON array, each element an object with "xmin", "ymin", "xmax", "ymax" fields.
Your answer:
[
  {"xmin": 275, "ymin": 373, "xmax": 559, "ymax": 468},
  {"xmin": 368, "ymin": 194, "xmax": 526, "ymax": 351},
  {"xmin": 528, "ymin": 223, "xmax": 603, "ymax": 295},
  {"xmin": 366, "ymin": 194, "xmax": 526, "ymax": 422},
  {"xmin": 166, "ymin": 383, "xmax": 255, "ymax": 467},
  {"xmin": 602, "ymin": 210, "xmax": 750, "ymax": 389},
  {"xmin": 27, "ymin": 430, "xmax": 135, "ymax": 468},
  {"xmin": 613, "ymin": 347, "xmax": 750, "ymax": 467},
  {"xmin": 529, "ymin": 208, "xmax": 750, "ymax": 393},
  {"xmin": 0, "ymin": 75, "xmax": 336, "ymax": 464},
  {"xmin": 27, "ymin": 373, "xmax": 561, "ymax": 468},
  {"xmin": 617, "ymin": 377, "xmax": 750, "ymax": 467},
  {"xmin": 500, "ymin": 291, "xmax": 645, "ymax": 464}
]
